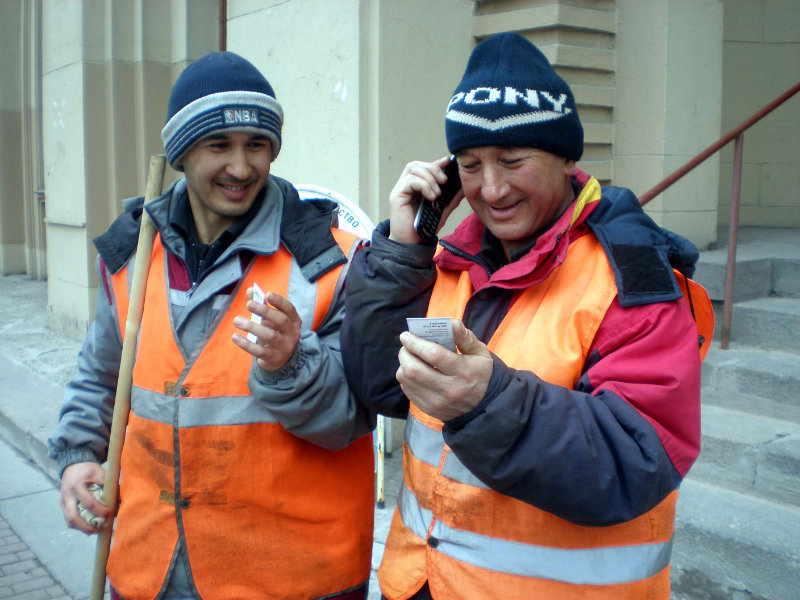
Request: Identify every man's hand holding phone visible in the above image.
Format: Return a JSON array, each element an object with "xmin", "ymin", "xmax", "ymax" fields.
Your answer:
[{"xmin": 388, "ymin": 155, "xmax": 463, "ymax": 245}]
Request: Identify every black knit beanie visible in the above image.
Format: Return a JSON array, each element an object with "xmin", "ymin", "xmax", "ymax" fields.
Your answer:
[
  {"xmin": 445, "ymin": 32, "xmax": 583, "ymax": 161},
  {"xmin": 161, "ymin": 51, "xmax": 284, "ymax": 170}
]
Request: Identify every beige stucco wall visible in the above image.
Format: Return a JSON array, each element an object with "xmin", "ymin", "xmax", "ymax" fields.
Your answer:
[
  {"xmin": 3, "ymin": 0, "xmax": 796, "ymax": 331},
  {"xmin": 227, "ymin": 0, "xmax": 474, "ymax": 226},
  {"xmin": 363, "ymin": 0, "xmax": 474, "ymax": 226},
  {"xmin": 718, "ymin": 0, "xmax": 800, "ymax": 228},
  {"xmin": 615, "ymin": 0, "xmax": 723, "ymax": 249},
  {"xmin": 42, "ymin": 0, "xmax": 100, "ymax": 334},
  {"xmin": 227, "ymin": 0, "xmax": 364, "ymax": 207},
  {"xmin": 40, "ymin": 0, "xmax": 218, "ymax": 336}
]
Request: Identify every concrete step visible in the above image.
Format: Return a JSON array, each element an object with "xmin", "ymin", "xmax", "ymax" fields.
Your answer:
[
  {"xmin": 694, "ymin": 256, "xmax": 800, "ymax": 302},
  {"xmin": 692, "ymin": 404, "xmax": 800, "ymax": 508},
  {"xmin": 694, "ymin": 226, "xmax": 800, "ymax": 302},
  {"xmin": 672, "ymin": 478, "xmax": 800, "ymax": 600},
  {"xmin": 775, "ymin": 257, "xmax": 800, "ymax": 298},
  {"xmin": 701, "ymin": 345, "xmax": 800, "ymax": 421},
  {"xmin": 694, "ymin": 256, "xmax": 774, "ymax": 302},
  {"xmin": 0, "ymin": 352, "xmax": 64, "ymax": 483},
  {"xmin": 711, "ymin": 296, "xmax": 800, "ymax": 352},
  {"xmin": 703, "ymin": 387, "xmax": 800, "ymax": 428}
]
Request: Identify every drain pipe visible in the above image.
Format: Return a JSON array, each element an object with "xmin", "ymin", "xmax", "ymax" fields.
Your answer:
[{"xmin": 219, "ymin": 0, "xmax": 227, "ymax": 51}]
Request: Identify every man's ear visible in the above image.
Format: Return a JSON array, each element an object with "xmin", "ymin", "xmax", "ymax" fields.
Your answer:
[{"xmin": 564, "ymin": 159, "xmax": 576, "ymax": 176}]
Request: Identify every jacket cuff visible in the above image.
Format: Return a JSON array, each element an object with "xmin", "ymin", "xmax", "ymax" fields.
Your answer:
[
  {"xmin": 371, "ymin": 220, "xmax": 438, "ymax": 267},
  {"xmin": 252, "ymin": 340, "xmax": 307, "ymax": 388},
  {"xmin": 444, "ymin": 353, "xmax": 508, "ymax": 431},
  {"xmin": 55, "ymin": 447, "xmax": 102, "ymax": 479}
]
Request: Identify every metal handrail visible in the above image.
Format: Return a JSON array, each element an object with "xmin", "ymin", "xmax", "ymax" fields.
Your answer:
[
  {"xmin": 638, "ymin": 82, "xmax": 800, "ymax": 206},
  {"xmin": 638, "ymin": 81, "xmax": 800, "ymax": 349}
]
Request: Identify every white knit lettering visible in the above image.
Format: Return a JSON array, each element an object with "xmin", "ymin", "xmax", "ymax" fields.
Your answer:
[
  {"xmin": 504, "ymin": 87, "xmax": 540, "ymax": 108},
  {"xmin": 539, "ymin": 92, "xmax": 568, "ymax": 113},
  {"xmin": 448, "ymin": 92, "xmax": 465, "ymax": 109},
  {"xmin": 465, "ymin": 87, "xmax": 501, "ymax": 105}
]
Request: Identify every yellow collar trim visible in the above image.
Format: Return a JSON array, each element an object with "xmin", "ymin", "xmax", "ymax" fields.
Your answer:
[{"xmin": 569, "ymin": 176, "xmax": 602, "ymax": 228}]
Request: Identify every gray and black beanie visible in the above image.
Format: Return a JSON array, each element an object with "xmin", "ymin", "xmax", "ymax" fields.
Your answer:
[
  {"xmin": 445, "ymin": 32, "xmax": 583, "ymax": 161},
  {"xmin": 161, "ymin": 51, "xmax": 284, "ymax": 171}
]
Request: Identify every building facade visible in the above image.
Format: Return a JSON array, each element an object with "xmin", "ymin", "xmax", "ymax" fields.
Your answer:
[{"xmin": 1, "ymin": 0, "xmax": 798, "ymax": 336}]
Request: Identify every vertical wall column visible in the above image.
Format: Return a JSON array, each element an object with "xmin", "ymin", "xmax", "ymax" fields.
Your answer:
[
  {"xmin": 0, "ymin": 1, "xmax": 27, "ymax": 275},
  {"xmin": 41, "ymin": 0, "xmax": 216, "ymax": 336},
  {"xmin": 360, "ymin": 0, "xmax": 475, "ymax": 225},
  {"xmin": 20, "ymin": 0, "xmax": 47, "ymax": 280},
  {"xmin": 42, "ymin": 0, "xmax": 107, "ymax": 335},
  {"xmin": 615, "ymin": 0, "xmax": 723, "ymax": 247}
]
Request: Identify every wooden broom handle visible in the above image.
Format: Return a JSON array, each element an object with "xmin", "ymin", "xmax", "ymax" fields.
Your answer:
[{"xmin": 90, "ymin": 154, "xmax": 167, "ymax": 600}]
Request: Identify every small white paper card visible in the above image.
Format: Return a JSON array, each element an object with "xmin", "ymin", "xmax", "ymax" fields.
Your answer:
[
  {"xmin": 246, "ymin": 283, "xmax": 266, "ymax": 343},
  {"xmin": 406, "ymin": 317, "xmax": 456, "ymax": 352}
]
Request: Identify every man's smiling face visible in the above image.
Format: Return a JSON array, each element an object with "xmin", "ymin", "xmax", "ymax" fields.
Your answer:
[
  {"xmin": 456, "ymin": 146, "xmax": 575, "ymax": 259},
  {"xmin": 181, "ymin": 131, "xmax": 272, "ymax": 243}
]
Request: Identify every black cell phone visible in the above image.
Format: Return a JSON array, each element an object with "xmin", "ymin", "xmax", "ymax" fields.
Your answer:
[{"xmin": 413, "ymin": 157, "xmax": 461, "ymax": 244}]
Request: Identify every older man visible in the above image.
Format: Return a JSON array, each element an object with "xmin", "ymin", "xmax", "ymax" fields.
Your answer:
[{"xmin": 341, "ymin": 32, "xmax": 713, "ymax": 600}]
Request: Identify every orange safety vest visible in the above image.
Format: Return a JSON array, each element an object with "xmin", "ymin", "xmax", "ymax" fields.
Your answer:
[
  {"xmin": 378, "ymin": 232, "xmax": 713, "ymax": 600},
  {"xmin": 106, "ymin": 230, "xmax": 374, "ymax": 600}
]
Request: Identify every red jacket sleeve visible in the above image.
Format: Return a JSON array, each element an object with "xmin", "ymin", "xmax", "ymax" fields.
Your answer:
[
  {"xmin": 443, "ymin": 296, "xmax": 702, "ymax": 525},
  {"xmin": 584, "ymin": 296, "xmax": 702, "ymax": 478}
]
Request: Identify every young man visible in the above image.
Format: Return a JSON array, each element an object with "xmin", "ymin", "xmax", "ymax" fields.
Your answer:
[
  {"xmin": 341, "ymin": 32, "xmax": 713, "ymax": 600},
  {"xmin": 49, "ymin": 52, "xmax": 374, "ymax": 600}
]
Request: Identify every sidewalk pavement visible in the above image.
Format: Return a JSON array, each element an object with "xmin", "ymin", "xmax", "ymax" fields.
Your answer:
[
  {"xmin": 0, "ymin": 436, "xmax": 89, "ymax": 600},
  {"xmin": 0, "ymin": 274, "xmax": 403, "ymax": 600}
]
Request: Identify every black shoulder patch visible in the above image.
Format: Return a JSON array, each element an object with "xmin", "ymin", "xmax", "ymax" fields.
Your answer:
[{"xmin": 610, "ymin": 244, "xmax": 676, "ymax": 296}]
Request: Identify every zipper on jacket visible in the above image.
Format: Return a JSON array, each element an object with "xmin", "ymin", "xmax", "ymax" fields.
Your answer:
[{"xmin": 439, "ymin": 239, "xmax": 495, "ymax": 277}]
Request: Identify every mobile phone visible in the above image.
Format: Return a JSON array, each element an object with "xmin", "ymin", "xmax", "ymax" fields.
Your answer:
[{"xmin": 413, "ymin": 157, "xmax": 461, "ymax": 243}]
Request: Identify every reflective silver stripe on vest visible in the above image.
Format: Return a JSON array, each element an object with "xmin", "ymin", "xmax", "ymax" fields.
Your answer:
[
  {"xmin": 405, "ymin": 413, "xmax": 488, "ymax": 489},
  {"xmin": 131, "ymin": 386, "xmax": 280, "ymax": 427},
  {"xmin": 127, "ymin": 255, "xmax": 321, "ymax": 428},
  {"xmin": 397, "ymin": 483, "xmax": 673, "ymax": 585}
]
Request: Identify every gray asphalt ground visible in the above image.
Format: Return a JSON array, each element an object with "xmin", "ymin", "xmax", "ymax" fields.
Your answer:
[{"xmin": 0, "ymin": 273, "xmax": 403, "ymax": 600}]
